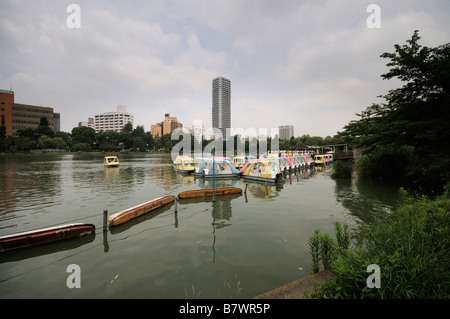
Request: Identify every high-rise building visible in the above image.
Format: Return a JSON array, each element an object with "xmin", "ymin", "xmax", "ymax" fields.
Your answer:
[
  {"xmin": 212, "ymin": 77, "xmax": 231, "ymax": 140},
  {"xmin": 94, "ymin": 105, "xmax": 134, "ymax": 133},
  {"xmin": 150, "ymin": 113, "xmax": 183, "ymax": 138},
  {"xmin": 279, "ymin": 125, "xmax": 294, "ymax": 140}
]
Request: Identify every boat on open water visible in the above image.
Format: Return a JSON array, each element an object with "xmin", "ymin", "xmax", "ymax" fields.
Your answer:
[{"xmin": 104, "ymin": 156, "xmax": 120, "ymax": 167}]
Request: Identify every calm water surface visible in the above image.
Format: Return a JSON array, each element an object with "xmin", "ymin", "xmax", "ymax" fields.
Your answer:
[{"xmin": 0, "ymin": 153, "xmax": 400, "ymax": 298}]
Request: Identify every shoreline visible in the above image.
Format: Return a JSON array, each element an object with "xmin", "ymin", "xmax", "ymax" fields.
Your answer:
[{"xmin": 253, "ymin": 270, "xmax": 335, "ymax": 299}]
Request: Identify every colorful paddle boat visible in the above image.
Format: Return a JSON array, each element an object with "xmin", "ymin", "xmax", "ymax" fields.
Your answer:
[
  {"xmin": 267, "ymin": 155, "xmax": 288, "ymax": 173},
  {"xmin": 204, "ymin": 159, "xmax": 241, "ymax": 178},
  {"xmin": 232, "ymin": 156, "xmax": 257, "ymax": 169},
  {"xmin": 173, "ymin": 155, "xmax": 194, "ymax": 165},
  {"xmin": 241, "ymin": 159, "xmax": 283, "ymax": 183},
  {"xmin": 304, "ymin": 154, "xmax": 315, "ymax": 167},
  {"xmin": 326, "ymin": 152, "xmax": 334, "ymax": 162},
  {"xmin": 314, "ymin": 154, "xmax": 329, "ymax": 165},
  {"xmin": 175, "ymin": 157, "xmax": 195, "ymax": 174}
]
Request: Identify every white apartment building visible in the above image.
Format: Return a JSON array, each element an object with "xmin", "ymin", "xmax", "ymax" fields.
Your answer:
[
  {"xmin": 191, "ymin": 120, "xmax": 205, "ymax": 141},
  {"xmin": 94, "ymin": 105, "xmax": 134, "ymax": 133}
]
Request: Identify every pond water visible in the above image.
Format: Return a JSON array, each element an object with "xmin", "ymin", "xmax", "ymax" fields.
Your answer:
[{"xmin": 0, "ymin": 153, "xmax": 400, "ymax": 298}]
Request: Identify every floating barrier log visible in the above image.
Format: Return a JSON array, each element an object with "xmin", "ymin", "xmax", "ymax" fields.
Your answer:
[
  {"xmin": 177, "ymin": 187, "xmax": 242, "ymax": 199},
  {"xmin": 108, "ymin": 195, "xmax": 176, "ymax": 227},
  {"xmin": 0, "ymin": 223, "xmax": 96, "ymax": 252}
]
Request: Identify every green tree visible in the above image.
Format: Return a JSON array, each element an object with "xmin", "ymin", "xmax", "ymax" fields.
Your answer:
[
  {"xmin": 122, "ymin": 122, "xmax": 133, "ymax": 133},
  {"xmin": 144, "ymin": 132, "xmax": 155, "ymax": 150},
  {"xmin": 119, "ymin": 131, "xmax": 133, "ymax": 150},
  {"xmin": 131, "ymin": 125, "xmax": 147, "ymax": 151},
  {"xmin": 51, "ymin": 137, "xmax": 67, "ymax": 150},
  {"xmin": 339, "ymin": 30, "xmax": 450, "ymax": 194},
  {"xmin": 35, "ymin": 116, "xmax": 54, "ymax": 137},
  {"xmin": 38, "ymin": 135, "xmax": 53, "ymax": 149},
  {"xmin": 71, "ymin": 126, "xmax": 96, "ymax": 150},
  {"xmin": 96, "ymin": 130, "xmax": 121, "ymax": 152}
]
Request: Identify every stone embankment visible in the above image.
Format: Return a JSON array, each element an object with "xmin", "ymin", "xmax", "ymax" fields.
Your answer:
[{"xmin": 253, "ymin": 270, "xmax": 335, "ymax": 299}]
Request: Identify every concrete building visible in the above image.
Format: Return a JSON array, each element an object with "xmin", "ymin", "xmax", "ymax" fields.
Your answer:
[
  {"xmin": 94, "ymin": 105, "xmax": 134, "ymax": 133},
  {"xmin": 191, "ymin": 120, "xmax": 205, "ymax": 141},
  {"xmin": 78, "ymin": 117, "xmax": 94, "ymax": 129},
  {"xmin": 0, "ymin": 89, "xmax": 14, "ymax": 136},
  {"xmin": 1, "ymin": 89, "xmax": 59, "ymax": 136},
  {"xmin": 212, "ymin": 77, "xmax": 231, "ymax": 140},
  {"xmin": 279, "ymin": 125, "xmax": 294, "ymax": 140},
  {"xmin": 151, "ymin": 113, "xmax": 183, "ymax": 138}
]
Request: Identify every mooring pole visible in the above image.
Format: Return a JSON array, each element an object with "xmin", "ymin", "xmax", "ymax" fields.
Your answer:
[
  {"xmin": 212, "ymin": 157, "xmax": 216, "ymax": 202},
  {"xmin": 103, "ymin": 210, "xmax": 108, "ymax": 231}
]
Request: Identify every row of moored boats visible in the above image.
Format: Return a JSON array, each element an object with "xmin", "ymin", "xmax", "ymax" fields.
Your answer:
[{"xmin": 174, "ymin": 152, "xmax": 334, "ymax": 183}]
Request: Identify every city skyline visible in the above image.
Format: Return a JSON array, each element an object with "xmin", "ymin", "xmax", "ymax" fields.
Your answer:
[{"xmin": 1, "ymin": 1, "xmax": 449, "ymax": 137}]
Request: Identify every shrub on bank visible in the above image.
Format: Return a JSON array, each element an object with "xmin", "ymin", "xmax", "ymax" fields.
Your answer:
[
  {"xmin": 331, "ymin": 161, "xmax": 353, "ymax": 179},
  {"xmin": 307, "ymin": 187, "xmax": 450, "ymax": 299}
]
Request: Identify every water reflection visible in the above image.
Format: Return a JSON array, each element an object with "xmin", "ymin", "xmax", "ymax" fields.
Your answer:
[
  {"xmin": 0, "ymin": 155, "xmax": 63, "ymax": 232},
  {"xmin": 242, "ymin": 181, "xmax": 282, "ymax": 202},
  {"xmin": 0, "ymin": 154, "xmax": 402, "ymax": 299},
  {"xmin": 0, "ymin": 233, "xmax": 96, "ymax": 263},
  {"xmin": 334, "ymin": 171, "xmax": 400, "ymax": 225}
]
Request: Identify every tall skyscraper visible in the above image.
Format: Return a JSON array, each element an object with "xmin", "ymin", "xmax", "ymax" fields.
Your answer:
[{"xmin": 212, "ymin": 76, "xmax": 231, "ymax": 140}]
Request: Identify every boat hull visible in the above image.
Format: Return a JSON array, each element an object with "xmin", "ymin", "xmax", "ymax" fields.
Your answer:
[
  {"xmin": 178, "ymin": 187, "xmax": 242, "ymax": 199},
  {"xmin": 109, "ymin": 195, "xmax": 176, "ymax": 227},
  {"xmin": 0, "ymin": 223, "xmax": 96, "ymax": 252},
  {"xmin": 241, "ymin": 175, "xmax": 281, "ymax": 183},
  {"xmin": 204, "ymin": 173, "xmax": 240, "ymax": 179}
]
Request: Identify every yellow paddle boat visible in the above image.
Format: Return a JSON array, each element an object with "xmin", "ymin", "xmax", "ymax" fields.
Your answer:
[
  {"xmin": 104, "ymin": 156, "xmax": 120, "ymax": 167},
  {"xmin": 241, "ymin": 160, "xmax": 283, "ymax": 183}
]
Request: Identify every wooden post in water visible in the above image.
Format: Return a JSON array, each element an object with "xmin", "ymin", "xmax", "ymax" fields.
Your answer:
[
  {"xmin": 212, "ymin": 157, "xmax": 216, "ymax": 202},
  {"xmin": 103, "ymin": 210, "xmax": 108, "ymax": 231}
]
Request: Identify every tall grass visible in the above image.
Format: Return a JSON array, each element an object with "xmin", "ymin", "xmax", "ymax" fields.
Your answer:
[
  {"xmin": 307, "ymin": 187, "xmax": 450, "ymax": 298},
  {"xmin": 308, "ymin": 222, "xmax": 350, "ymax": 274}
]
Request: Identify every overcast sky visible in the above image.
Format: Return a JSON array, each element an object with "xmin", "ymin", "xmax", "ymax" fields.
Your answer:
[{"xmin": 1, "ymin": 0, "xmax": 449, "ymax": 137}]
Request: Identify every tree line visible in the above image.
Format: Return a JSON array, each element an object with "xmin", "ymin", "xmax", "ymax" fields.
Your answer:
[{"xmin": 1, "ymin": 116, "xmax": 345, "ymax": 154}]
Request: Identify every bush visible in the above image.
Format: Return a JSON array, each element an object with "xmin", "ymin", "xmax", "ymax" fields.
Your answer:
[
  {"xmin": 307, "ymin": 189, "xmax": 450, "ymax": 298},
  {"xmin": 72, "ymin": 142, "xmax": 92, "ymax": 152}
]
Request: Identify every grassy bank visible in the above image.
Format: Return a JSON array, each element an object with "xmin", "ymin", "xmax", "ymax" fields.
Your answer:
[{"xmin": 306, "ymin": 186, "xmax": 450, "ymax": 299}]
